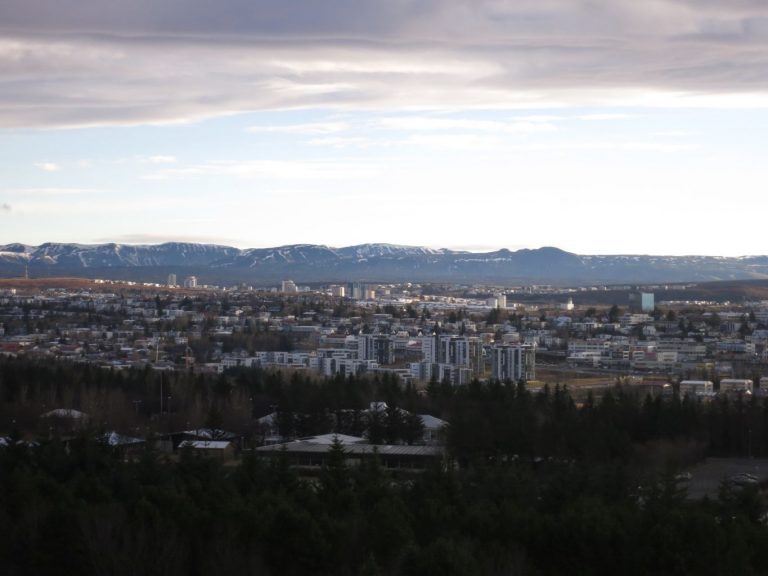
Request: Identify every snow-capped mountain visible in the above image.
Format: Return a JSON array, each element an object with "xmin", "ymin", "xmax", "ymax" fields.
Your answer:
[
  {"xmin": 231, "ymin": 245, "xmax": 342, "ymax": 268},
  {"xmin": 0, "ymin": 242, "xmax": 239, "ymax": 268},
  {"xmin": 336, "ymin": 244, "xmax": 447, "ymax": 260},
  {"xmin": 0, "ymin": 242, "xmax": 767, "ymax": 285}
]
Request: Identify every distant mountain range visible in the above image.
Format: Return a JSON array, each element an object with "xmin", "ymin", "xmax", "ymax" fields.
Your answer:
[{"xmin": 1, "ymin": 242, "xmax": 767, "ymax": 286}]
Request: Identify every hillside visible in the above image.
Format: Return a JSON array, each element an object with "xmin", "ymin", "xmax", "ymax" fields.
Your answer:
[{"xmin": 1, "ymin": 242, "xmax": 767, "ymax": 285}]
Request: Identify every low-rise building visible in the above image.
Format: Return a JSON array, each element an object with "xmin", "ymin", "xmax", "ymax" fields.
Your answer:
[{"xmin": 679, "ymin": 380, "xmax": 714, "ymax": 397}]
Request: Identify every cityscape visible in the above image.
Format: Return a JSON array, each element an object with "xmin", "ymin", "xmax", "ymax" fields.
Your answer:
[
  {"xmin": 4, "ymin": 275, "xmax": 768, "ymax": 445},
  {"xmin": 4, "ymin": 277, "xmax": 768, "ymax": 390},
  {"xmin": 4, "ymin": 271, "xmax": 768, "ymax": 571},
  {"xmin": 3, "ymin": 0, "xmax": 768, "ymax": 574}
]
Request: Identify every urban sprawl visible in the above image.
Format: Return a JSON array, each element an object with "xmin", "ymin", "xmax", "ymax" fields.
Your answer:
[{"xmin": 2, "ymin": 276, "xmax": 767, "ymax": 395}]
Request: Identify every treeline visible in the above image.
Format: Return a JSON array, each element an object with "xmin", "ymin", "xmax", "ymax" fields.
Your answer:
[
  {"xmin": 3, "ymin": 359, "xmax": 768, "ymax": 572},
  {"xmin": 1, "ymin": 434, "xmax": 768, "ymax": 575},
  {"xmin": 4, "ymin": 358, "xmax": 768, "ymax": 462},
  {"xmin": 440, "ymin": 381, "xmax": 768, "ymax": 464},
  {"xmin": 0, "ymin": 358, "xmax": 425, "ymax": 442}
]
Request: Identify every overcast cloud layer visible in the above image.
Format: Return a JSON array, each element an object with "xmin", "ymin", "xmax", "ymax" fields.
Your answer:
[{"xmin": 3, "ymin": 0, "xmax": 768, "ymax": 127}]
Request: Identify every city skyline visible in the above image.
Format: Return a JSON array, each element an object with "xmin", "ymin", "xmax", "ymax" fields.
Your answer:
[{"xmin": 1, "ymin": 1, "xmax": 767, "ymax": 256}]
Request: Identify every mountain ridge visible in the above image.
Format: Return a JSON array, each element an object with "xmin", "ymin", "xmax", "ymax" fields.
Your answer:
[{"xmin": 1, "ymin": 242, "xmax": 767, "ymax": 285}]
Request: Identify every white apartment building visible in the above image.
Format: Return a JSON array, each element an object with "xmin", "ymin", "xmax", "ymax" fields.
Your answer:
[
  {"xmin": 679, "ymin": 380, "xmax": 714, "ymax": 397},
  {"xmin": 719, "ymin": 379, "xmax": 753, "ymax": 393},
  {"xmin": 281, "ymin": 280, "xmax": 298, "ymax": 293},
  {"xmin": 491, "ymin": 344, "xmax": 536, "ymax": 382}
]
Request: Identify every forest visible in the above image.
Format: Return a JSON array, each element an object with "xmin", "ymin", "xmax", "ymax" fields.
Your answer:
[{"xmin": 2, "ymin": 358, "xmax": 768, "ymax": 574}]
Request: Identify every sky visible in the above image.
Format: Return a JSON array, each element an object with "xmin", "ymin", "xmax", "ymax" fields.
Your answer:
[{"xmin": 1, "ymin": 0, "xmax": 767, "ymax": 256}]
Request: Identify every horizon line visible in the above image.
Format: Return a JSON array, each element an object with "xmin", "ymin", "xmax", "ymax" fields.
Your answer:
[{"xmin": 0, "ymin": 239, "xmax": 764, "ymax": 259}]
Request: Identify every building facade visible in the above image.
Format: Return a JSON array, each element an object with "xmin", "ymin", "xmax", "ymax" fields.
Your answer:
[{"xmin": 491, "ymin": 344, "xmax": 536, "ymax": 382}]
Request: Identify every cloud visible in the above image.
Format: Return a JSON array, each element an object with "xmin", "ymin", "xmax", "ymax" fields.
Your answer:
[
  {"xmin": 145, "ymin": 155, "xmax": 177, "ymax": 164},
  {"xmin": 378, "ymin": 116, "xmax": 557, "ymax": 133},
  {"xmin": 12, "ymin": 196, "xmax": 190, "ymax": 215},
  {"xmin": 145, "ymin": 159, "xmax": 379, "ymax": 181},
  {"xmin": 621, "ymin": 141, "xmax": 696, "ymax": 152},
  {"xmin": 404, "ymin": 133, "xmax": 504, "ymax": 151},
  {"xmin": 0, "ymin": 187, "xmax": 97, "ymax": 196},
  {"xmin": 515, "ymin": 115, "xmax": 566, "ymax": 123},
  {"xmin": 2, "ymin": 1, "xmax": 768, "ymax": 128},
  {"xmin": 248, "ymin": 122, "xmax": 351, "ymax": 134},
  {"xmin": 34, "ymin": 162, "xmax": 60, "ymax": 172},
  {"xmin": 306, "ymin": 136, "xmax": 374, "ymax": 148},
  {"xmin": 652, "ymin": 130, "xmax": 695, "ymax": 137},
  {"xmin": 578, "ymin": 113, "xmax": 633, "ymax": 121},
  {"xmin": 1, "ymin": 203, "xmax": 10, "ymax": 212}
]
